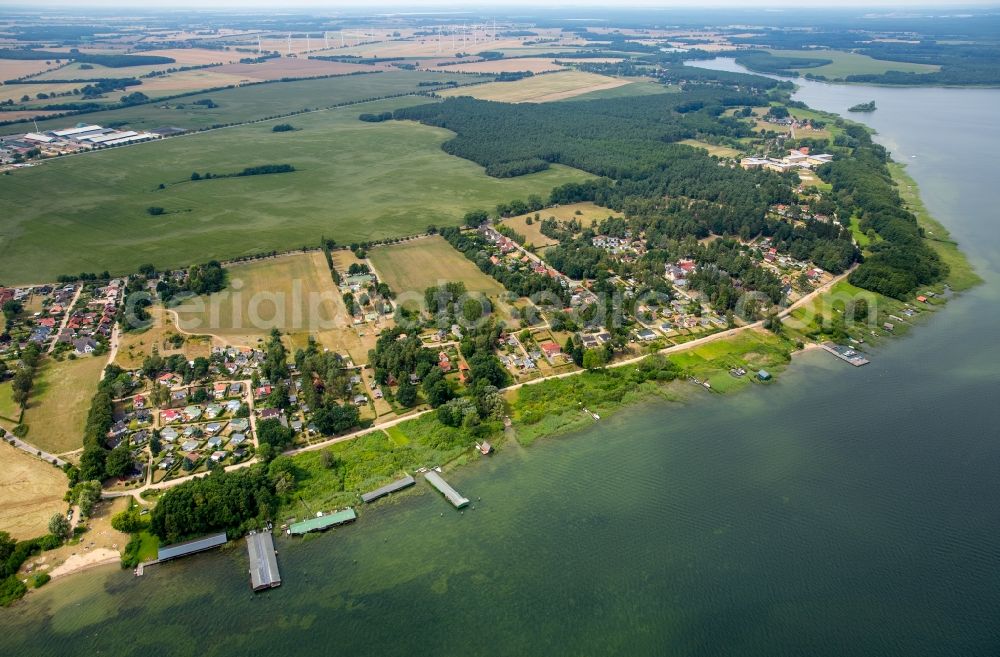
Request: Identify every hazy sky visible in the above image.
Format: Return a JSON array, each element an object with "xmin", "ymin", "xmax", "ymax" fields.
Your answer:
[{"xmin": 3, "ymin": 0, "xmax": 998, "ymax": 8}]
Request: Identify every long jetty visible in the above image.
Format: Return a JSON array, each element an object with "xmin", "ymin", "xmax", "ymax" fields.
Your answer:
[
  {"xmin": 361, "ymin": 474, "xmax": 415, "ymax": 503},
  {"xmin": 424, "ymin": 471, "xmax": 469, "ymax": 509}
]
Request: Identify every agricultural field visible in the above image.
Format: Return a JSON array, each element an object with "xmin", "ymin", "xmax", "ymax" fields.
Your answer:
[
  {"xmin": 310, "ymin": 36, "xmax": 557, "ymax": 59},
  {"xmin": 19, "ymin": 354, "xmax": 108, "ymax": 455},
  {"xmin": 123, "ymin": 69, "xmax": 253, "ymax": 96},
  {"xmin": 437, "ymin": 57, "xmax": 567, "ymax": 74},
  {"xmin": 767, "ymin": 49, "xmax": 940, "ymax": 78},
  {"xmin": 0, "ymin": 69, "xmax": 491, "ymax": 136},
  {"xmin": 502, "ymin": 201, "xmax": 622, "ymax": 249},
  {"xmin": 679, "ymin": 139, "xmax": 741, "ymax": 158},
  {"xmin": 368, "ymin": 235, "xmax": 506, "ymax": 297},
  {"xmin": 0, "ymin": 82, "xmax": 81, "ymax": 104},
  {"xmin": 438, "ymin": 70, "xmax": 632, "ymax": 103},
  {"xmin": 173, "ymin": 252, "xmax": 343, "ymax": 346},
  {"xmin": 0, "ymin": 97, "xmax": 592, "ymax": 284},
  {"xmin": 559, "ymin": 80, "xmax": 674, "ymax": 102},
  {"xmin": 0, "ymin": 441, "xmax": 67, "ymax": 540},
  {"xmin": 211, "ymin": 58, "xmax": 378, "ymax": 80},
  {"xmin": 0, "ymin": 58, "xmax": 64, "ymax": 80},
  {"xmin": 140, "ymin": 48, "xmax": 246, "ymax": 66}
]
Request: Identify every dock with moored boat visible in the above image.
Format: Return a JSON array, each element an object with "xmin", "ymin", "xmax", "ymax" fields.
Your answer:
[
  {"xmin": 424, "ymin": 471, "xmax": 469, "ymax": 509},
  {"xmin": 822, "ymin": 342, "xmax": 870, "ymax": 367}
]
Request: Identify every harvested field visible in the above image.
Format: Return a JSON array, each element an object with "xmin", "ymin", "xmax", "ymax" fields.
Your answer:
[
  {"xmin": 139, "ymin": 47, "xmax": 244, "ymax": 66},
  {"xmin": 311, "ymin": 37, "xmax": 538, "ymax": 59},
  {"xmin": 436, "ymin": 58, "xmax": 565, "ymax": 74},
  {"xmin": 0, "ymin": 59, "xmax": 64, "ymax": 81},
  {"xmin": 0, "ymin": 82, "xmax": 80, "ymax": 104},
  {"xmin": 174, "ymin": 252, "xmax": 344, "ymax": 346},
  {"xmin": 438, "ymin": 70, "xmax": 631, "ymax": 103},
  {"xmin": 213, "ymin": 58, "xmax": 377, "ymax": 80},
  {"xmin": 20, "ymin": 354, "xmax": 107, "ymax": 455},
  {"xmin": 0, "ymin": 441, "xmax": 67, "ymax": 540},
  {"xmin": 368, "ymin": 235, "xmax": 505, "ymax": 298},
  {"xmin": 115, "ymin": 306, "xmax": 214, "ymax": 370},
  {"xmin": 130, "ymin": 69, "xmax": 251, "ymax": 95},
  {"xmin": 0, "ymin": 110, "xmax": 67, "ymax": 123},
  {"xmin": 503, "ymin": 201, "xmax": 621, "ymax": 249}
]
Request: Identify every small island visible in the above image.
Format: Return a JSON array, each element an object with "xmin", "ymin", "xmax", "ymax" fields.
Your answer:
[{"xmin": 848, "ymin": 100, "xmax": 877, "ymax": 113}]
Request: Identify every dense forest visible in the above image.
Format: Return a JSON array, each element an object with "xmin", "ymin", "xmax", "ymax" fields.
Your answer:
[
  {"xmin": 0, "ymin": 48, "xmax": 175, "ymax": 68},
  {"xmin": 150, "ymin": 465, "xmax": 278, "ymax": 543},
  {"xmin": 397, "ymin": 79, "xmax": 935, "ymax": 298},
  {"xmin": 819, "ymin": 126, "xmax": 946, "ymax": 298}
]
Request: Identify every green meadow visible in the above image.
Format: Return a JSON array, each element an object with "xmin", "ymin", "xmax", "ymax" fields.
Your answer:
[
  {"xmin": 0, "ymin": 97, "xmax": 591, "ymax": 284},
  {"xmin": 768, "ymin": 49, "xmax": 939, "ymax": 79},
  {"xmin": 0, "ymin": 70, "xmax": 488, "ymax": 136}
]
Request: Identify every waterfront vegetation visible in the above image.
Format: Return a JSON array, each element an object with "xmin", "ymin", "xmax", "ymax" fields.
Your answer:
[{"xmin": 888, "ymin": 163, "xmax": 981, "ymax": 292}]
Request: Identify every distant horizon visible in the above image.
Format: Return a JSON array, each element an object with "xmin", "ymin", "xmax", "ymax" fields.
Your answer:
[{"xmin": 2, "ymin": 0, "xmax": 999, "ymax": 10}]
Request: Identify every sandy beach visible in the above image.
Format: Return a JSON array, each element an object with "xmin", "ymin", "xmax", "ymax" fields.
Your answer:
[{"xmin": 46, "ymin": 548, "xmax": 120, "ymax": 580}]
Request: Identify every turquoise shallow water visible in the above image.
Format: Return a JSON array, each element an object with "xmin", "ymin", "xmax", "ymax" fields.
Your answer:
[{"xmin": 1, "ymin": 63, "xmax": 999, "ymax": 657}]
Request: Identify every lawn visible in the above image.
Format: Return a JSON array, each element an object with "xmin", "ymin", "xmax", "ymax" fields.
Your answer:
[
  {"xmin": 679, "ymin": 139, "xmax": 741, "ymax": 158},
  {"xmin": 438, "ymin": 70, "xmax": 633, "ymax": 103},
  {"xmin": 0, "ymin": 441, "xmax": 67, "ymax": 540},
  {"xmin": 768, "ymin": 49, "xmax": 939, "ymax": 79},
  {"xmin": 368, "ymin": 235, "xmax": 507, "ymax": 298},
  {"xmin": 0, "ymin": 69, "xmax": 490, "ymax": 136},
  {"xmin": 285, "ymin": 415, "xmax": 479, "ymax": 514},
  {"xmin": 174, "ymin": 251, "xmax": 344, "ymax": 345},
  {"xmin": 0, "ymin": 379, "xmax": 20, "ymax": 423},
  {"xmin": 20, "ymin": 354, "xmax": 107, "ymax": 455},
  {"xmin": 501, "ymin": 201, "xmax": 621, "ymax": 249},
  {"xmin": 0, "ymin": 98, "xmax": 592, "ymax": 284}
]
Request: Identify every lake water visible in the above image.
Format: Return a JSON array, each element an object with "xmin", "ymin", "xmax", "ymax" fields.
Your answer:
[{"xmin": 2, "ymin": 61, "xmax": 999, "ymax": 656}]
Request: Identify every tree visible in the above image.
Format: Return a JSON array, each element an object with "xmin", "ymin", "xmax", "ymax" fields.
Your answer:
[
  {"xmin": 396, "ymin": 380, "xmax": 417, "ymax": 407},
  {"xmin": 74, "ymin": 480, "xmax": 102, "ymax": 518},
  {"xmin": 48, "ymin": 513, "xmax": 70, "ymax": 541},
  {"xmin": 111, "ymin": 505, "xmax": 146, "ymax": 533},
  {"xmin": 257, "ymin": 419, "xmax": 293, "ymax": 452},
  {"xmin": 463, "ymin": 209, "xmax": 489, "ymax": 227},
  {"xmin": 105, "ymin": 446, "xmax": 134, "ymax": 479},
  {"xmin": 1, "ymin": 300, "xmax": 23, "ymax": 320},
  {"xmin": 582, "ymin": 348, "xmax": 607, "ymax": 370}
]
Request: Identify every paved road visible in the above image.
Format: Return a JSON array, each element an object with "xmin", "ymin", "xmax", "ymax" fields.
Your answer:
[
  {"xmin": 46, "ymin": 284, "xmax": 81, "ymax": 355},
  {"xmin": 2, "ymin": 432, "xmax": 68, "ymax": 468}
]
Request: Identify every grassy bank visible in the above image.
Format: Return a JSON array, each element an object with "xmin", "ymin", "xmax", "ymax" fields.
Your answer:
[{"xmin": 888, "ymin": 162, "xmax": 982, "ymax": 292}]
